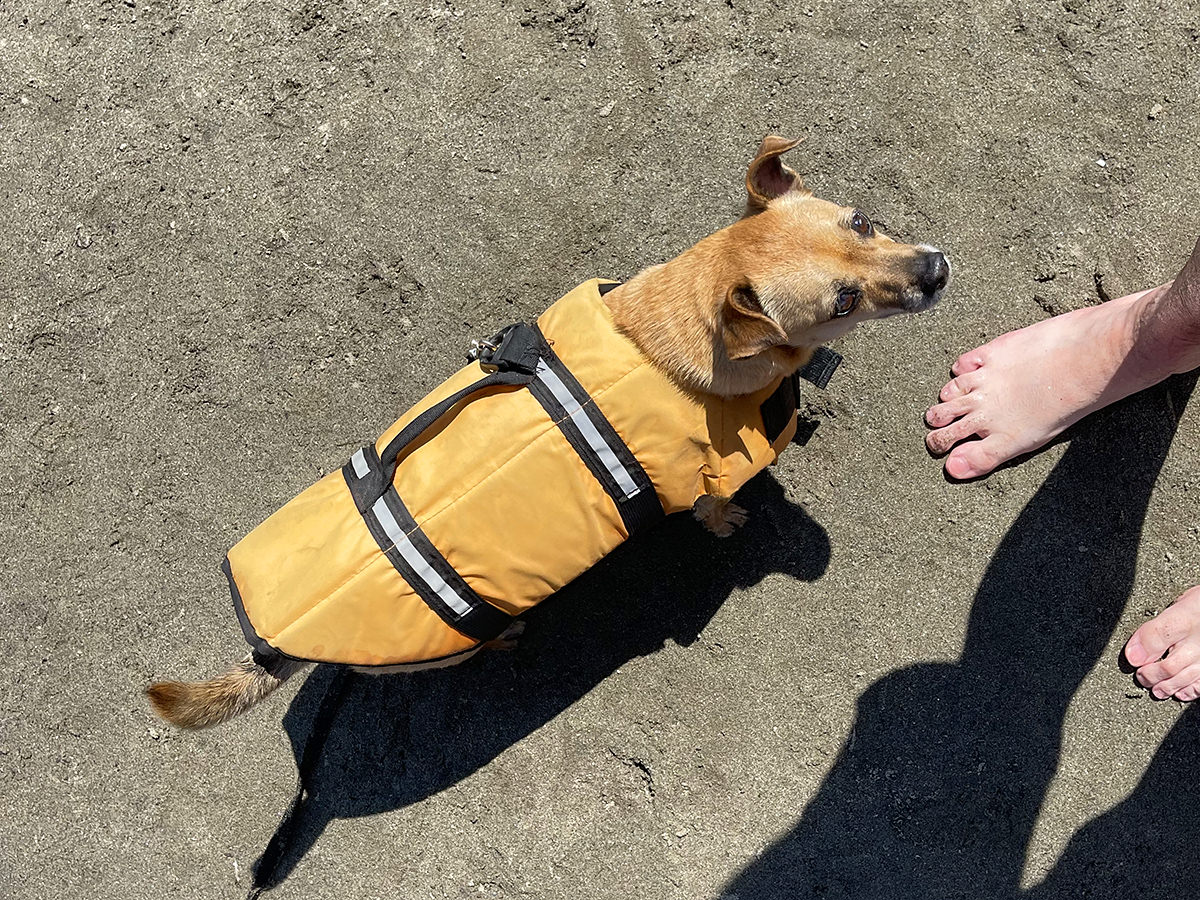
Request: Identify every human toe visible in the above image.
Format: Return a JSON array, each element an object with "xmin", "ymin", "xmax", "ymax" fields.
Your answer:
[
  {"xmin": 943, "ymin": 440, "xmax": 1004, "ymax": 480},
  {"xmin": 938, "ymin": 370, "xmax": 983, "ymax": 402},
  {"xmin": 1149, "ymin": 662, "xmax": 1200, "ymax": 700},
  {"xmin": 1134, "ymin": 641, "xmax": 1198, "ymax": 689},
  {"xmin": 1124, "ymin": 630, "xmax": 1157, "ymax": 669},
  {"xmin": 925, "ymin": 395, "xmax": 975, "ymax": 428},
  {"xmin": 951, "ymin": 349, "xmax": 987, "ymax": 376},
  {"xmin": 1176, "ymin": 683, "xmax": 1200, "ymax": 702},
  {"xmin": 925, "ymin": 414, "xmax": 983, "ymax": 456},
  {"xmin": 1124, "ymin": 588, "xmax": 1200, "ymax": 666}
]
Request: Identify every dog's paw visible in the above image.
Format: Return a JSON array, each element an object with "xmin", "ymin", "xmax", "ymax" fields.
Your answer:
[
  {"xmin": 483, "ymin": 620, "xmax": 526, "ymax": 651},
  {"xmin": 693, "ymin": 496, "xmax": 749, "ymax": 537},
  {"xmin": 719, "ymin": 501, "xmax": 748, "ymax": 530}
]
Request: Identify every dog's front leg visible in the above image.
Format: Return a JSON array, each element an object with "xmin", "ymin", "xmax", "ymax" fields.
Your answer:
[{"xmin": 692, "ymin": 494, "xmax": 748, "ymax": 538}]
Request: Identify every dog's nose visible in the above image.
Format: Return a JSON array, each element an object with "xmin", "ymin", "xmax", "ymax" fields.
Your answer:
[{"xmin": 918, "ymin": 250, "xmax": 950, "ymax": 296}]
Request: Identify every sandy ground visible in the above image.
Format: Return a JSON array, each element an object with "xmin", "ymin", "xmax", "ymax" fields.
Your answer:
[{"xmin": 2, "ymin": 1, "xmax": 1199, "ymax": 897}]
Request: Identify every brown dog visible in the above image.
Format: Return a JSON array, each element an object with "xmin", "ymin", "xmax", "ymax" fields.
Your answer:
[{"xmin": 147, "ymin": 135, "xmax": 949, "ymax": 729}]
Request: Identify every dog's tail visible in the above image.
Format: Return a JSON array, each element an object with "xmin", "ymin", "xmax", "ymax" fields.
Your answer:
[{"xmin": 146, "ymin": 654, "xmax": 309, "ymax": 729}]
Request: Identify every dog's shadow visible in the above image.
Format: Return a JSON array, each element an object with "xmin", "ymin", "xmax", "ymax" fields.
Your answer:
[{"xmin": 256, "ymin": 469, "xmax": 831, "ymax": 890}]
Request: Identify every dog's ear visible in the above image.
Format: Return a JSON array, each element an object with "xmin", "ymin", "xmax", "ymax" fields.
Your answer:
[
  {"xmin": 721, "ymin": 283, "xmax": 789, "ymax": 360},
  {"xmin": 744, "ymin": 135, "xmax": 808, "ymax": 216}
]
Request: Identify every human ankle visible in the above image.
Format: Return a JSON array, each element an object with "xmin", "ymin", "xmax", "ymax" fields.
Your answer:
[{"xmin": 1148, "ymin": 280, "xmax": 1200, "ymax": 376}]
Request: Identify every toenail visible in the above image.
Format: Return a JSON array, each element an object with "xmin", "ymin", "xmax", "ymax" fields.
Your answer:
[{"xmin": 945, "ymin": 457, "xmax": 975, "ymax": 480}]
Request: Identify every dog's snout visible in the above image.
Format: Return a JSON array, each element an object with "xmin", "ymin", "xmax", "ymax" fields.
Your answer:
[{"xmin": 918, "ymin": 250, "xmax": 950, "ymax": 296}]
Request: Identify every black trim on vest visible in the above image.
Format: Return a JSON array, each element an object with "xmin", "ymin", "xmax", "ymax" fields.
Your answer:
[
  {"xmin": 597, "ymin": 281, "xmax": 621, "ymax": 296},
  {"xmin": 224, "ymin": 557, "xmax": 303, "ymax": 675},
  {"xmin": 760, "ymin": 375, "xmax": 800, "ymax": 443}
]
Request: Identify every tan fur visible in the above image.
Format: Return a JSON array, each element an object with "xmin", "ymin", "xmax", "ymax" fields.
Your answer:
[
  {"xmin": 744, "ymin": 135, "xmax": 805, "ymax": 216},
  {"xmin": 146, "ymin": 654, "xmax": 308, "ymax": 729},
  {"xmin": 146, "ymin": 135, "xmax": 948, "ymax": 729},
  {"xmin": 604, "ymin": 135, "xmax": 946, "ymax": 397}
]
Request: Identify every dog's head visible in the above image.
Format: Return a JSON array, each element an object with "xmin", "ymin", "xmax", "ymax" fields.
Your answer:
[{"xmin": 719, "ymin": 135, "xmax": 949, "ymax": 365}]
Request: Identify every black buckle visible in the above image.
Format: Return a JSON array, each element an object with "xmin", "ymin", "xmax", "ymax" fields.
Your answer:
[{"xmin": 466, "ymin": 323, "xmax": 542, "ymax": 375}]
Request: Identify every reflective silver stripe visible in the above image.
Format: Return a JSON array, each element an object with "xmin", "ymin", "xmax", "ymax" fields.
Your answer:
[
  {"xmin": 534, "ymin": 360, "xmax": 641, "ymax": 498},
  {"xmin": 351, "ymin": 448, "xmax": 370, "ymax": 478},
  {"xmin": 369, "ymin": 497, "xmax": 473, "ymax": 618}
]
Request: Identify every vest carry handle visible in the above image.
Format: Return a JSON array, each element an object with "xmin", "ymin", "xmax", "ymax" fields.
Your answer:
[{"xmin": 380, "ymin": 366, "xmax": 536, "ymax": 471}]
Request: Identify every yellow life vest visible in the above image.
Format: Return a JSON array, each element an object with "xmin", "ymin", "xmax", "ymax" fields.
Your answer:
[{"xmin": 225, "ymin": 279, "xmax": 837, "ymax": 672}]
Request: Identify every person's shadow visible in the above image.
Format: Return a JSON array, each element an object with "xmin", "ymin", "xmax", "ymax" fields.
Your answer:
[
  {"xmin": 722, "ymin": 374, "xmax": 1198, "ymax": 900},
  {"xmin": 253, "ymin": 467, "xmax": 832, "ymax": 892}
]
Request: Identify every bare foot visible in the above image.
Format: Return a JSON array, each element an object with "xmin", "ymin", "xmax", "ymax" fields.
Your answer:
[
  {"xmin": 1125, "ymin": 587, "xmax": 1200, "ymax": 701},
  {"xmin": 924, "ymin": 283, "xmax": 1197, "ymax": 479}
]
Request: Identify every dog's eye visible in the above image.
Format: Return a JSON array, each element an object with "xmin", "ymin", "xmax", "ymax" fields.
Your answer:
[
  {"xmin": 850, "ymin": 210, "xmax": 873, "ymax": 237},
  {"xmin": 835, "ymin": 287, "xmax": 860, "ymax": 317}
]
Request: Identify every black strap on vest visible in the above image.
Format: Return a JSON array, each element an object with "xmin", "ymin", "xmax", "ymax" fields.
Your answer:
[
  {"xmin": 526, "ymin": 325, "xmax": 662, "ymax": 535},
  {"xmin": 798, "ymin": 346, "xmax": 842, "ymax": 390},
  {"xmin": 379, "ymin": 367, "xmax": 537, "ymax": 469},
  {"xmin": 343, "ymin": 444, "xmax": 513, "ymax": 642},
  {"xmin": 343, "ymin": 369, "xmax": 534, "ymax": 644},
  {"xmin": 759, "ymin": 346, "xmax": 843, "ymax": 442},
  {"xmin": 760, "ymin": 376, "xmax": 801, "ymax": 443}
]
